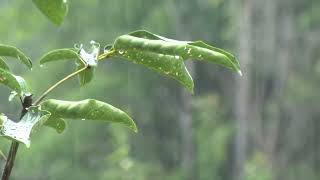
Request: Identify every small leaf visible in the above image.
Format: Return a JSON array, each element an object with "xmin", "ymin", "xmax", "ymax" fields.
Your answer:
[
  {"xmin": 40, "ymin": 99, "xmax": 138, "ymax": 132},
  {"xmin": 0, "ymin": 68, "xmax": 31, "ymax": 96},
  {"xmin": 32, "ymin": 0, "xmax": 68, "ymax": 26},
  {"xmin": 0, "ymin": 107, "xmax": 50, "ymax": 148},
  {"xmin": 0, "ymin": 44, "xmax": 32, "ymax": 69},
  {"xmin": 39, "ymin": 48, "xmax": 81, "ymax": 65},
  {"xmin": 76, "ymin": 41, "xmax": 100, "ymax": 86},
  {"xmin": 0, "ymin": 57, "xmax": 10, "ymax": 71}
]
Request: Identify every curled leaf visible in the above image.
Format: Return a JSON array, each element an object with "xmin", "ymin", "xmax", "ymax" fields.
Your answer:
[
  {"xmin": 111, "ymin": 30, "xmax": 241, "ymax": 92},
  {"xmin": 0, "ymin": 44, "xmax": 32, "ymax": 69},
  {"xmin": 40, "ymin": 99, "xmax": 137, "ymax": 132},
  {"xmin": 0, "ymin": 68, "xmax": 31, "ymax": 97}
]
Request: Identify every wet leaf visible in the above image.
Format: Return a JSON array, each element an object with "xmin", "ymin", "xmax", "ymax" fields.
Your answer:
[
  {"xmin": 32, "ymin": 0, "xmax": 68, "ymax": 26},
  {"xmin": 44, "ymin": 116, "xmax": 66, "ymax": 134},
  {"xmin": 0, "ymin": 44, "xmax": 32, "ymax": 69},
  {"xmin": 39, "ymin": 42, "xmax": 99, "ymax": 86},
  {"xmin": 76, "ymin": 41, "xmax": 99, "ymax": 86},
  {"xmin": 0, "ymin": 68, "xmax": 31, "ymax": 96},
  {"xmin": 114, "ymin": 49, "xmax": 194, "ymax": 92},
  {"xmin": 0, "ymin": 107, "xmax": 50, "ymax": 148},
  {"xmin": 40, "ymin": 99, "xmax": 137, "ymax": 132},
  {"xmin": 39, "ymin": 48, "xmax": 81, "ymax": 65},
  {"xmin": 0, "ymin": 57, "xmax": 9, "ymax": 71},
  {"xmin": 113, "ymin": 30, "xmax": 241, "ymax": 76}
]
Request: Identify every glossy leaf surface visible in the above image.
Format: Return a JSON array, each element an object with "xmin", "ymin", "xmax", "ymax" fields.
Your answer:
[
  {"xmin": 40, "ymin": 99, "xmax": 137, "ymax": 132},
  {"xmin": 32, "ymin": 0, "xmax": 68, "ymax": 26},
  {"xmin": 0, "ymin": 68, "xmax": 30, "ymax": 96},
  {"xmin": 111, "ymin": 30, "xmax": 241, "ymax": 92},
  {"xmin": 39, "ymin": 49, "xmax": 81, "ymax": 65},
  {"xmin": 0, "ymin": 107, "xmax": 50, "ymax": 148},
  {"xmin": 0, "ymin": 44, "xmax": 32, "ymax": 69}
]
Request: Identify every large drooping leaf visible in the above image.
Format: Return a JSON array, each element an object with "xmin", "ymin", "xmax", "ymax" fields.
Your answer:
[
  {"xmin": 111, "ymin": 31, "xmax": 241, "ymax": 90},
  {"xmin": 0, "ymin": 57, "xmax": 9, "ymax": 71},
  {"xmin": 40, "ymin": 99, "xmax": 137, "ymax": 132},
  {"xmin": 32, "ymin": 0, "xmax": 68, "ymax": 26},
  {"xmin": 0, "ymin": 44, "xmax": 32, "ymax": 69},
  {"xmin": 0, "ymin": 107, "xmax": 50, "ymax": 148},
  {"xmin": 0, "ymin": 68, "xmax": 31, "ymax": 96},
  {"xmin": 113, "ymin": 49, "xmax": 194, "ymax": 92}
]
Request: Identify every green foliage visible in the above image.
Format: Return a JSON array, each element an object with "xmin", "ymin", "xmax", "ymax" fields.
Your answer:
[
  {"xmin": 0, "ymin": 106, "xmax": 50, "ymax": 148},
  {"xmin": 111, "ymin": 30, "xmax": 241, "ymax": 92},
  {"xmin": 0, "ymin": 68, "xmax": 30, "ymax": 96},
  {"xmin": 0, "ymin": 57, "xmax": 10, "ymax": 71},
  {"xmin": 40, "ymin": 99, "xmax": 138, "ymax": 133},
  {"xmin": 0, "ymin": 44, "xmax": 32, "ymax": 69},
  {"xmin": 32, "ymin": 0, "xmax": 68, "ymax": 26}
]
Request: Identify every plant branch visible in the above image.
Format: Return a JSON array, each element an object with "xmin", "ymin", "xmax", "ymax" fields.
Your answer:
[
  {"xmin": 1, "ymin": 95, "xmax": 33, "ymax": 180},
  {"xmin": 33, "ymin": 65, "xmax": 88, "ymax": 106},
  {"xmin": 98, "ymin": 49, "xmax": 115, "ymax": 61}
]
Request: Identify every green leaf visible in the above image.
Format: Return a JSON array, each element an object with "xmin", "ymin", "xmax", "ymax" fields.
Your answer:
[
  {"xmin": 114, "ymin": 49, "xmax": 194, "ymax": 92},
  {"xmin": 113, "ymin": 30, "xmax": 241, "ymax": 75},
  {"xmin": 39, "ymin": 48, "xmax": 81, "ymax": 65},
  {"xmin": 39, "ymin": 42, "xmax": 100, "ymax": 86},
  {"xmin": 32, "ymin": 0, "xmax": 68, "ymax": 26},
  {"xmin": 44, "ymin": 116, "xmax": 66, "ymax": 134},
  {"xmin": 0, "ymin": 107, "xmax": 50, "ymax": 148},
  {"xmin": 40, "ymin": 99, "xmax": 137, "ymax": 132},
  {"xmin": 76, "ymin": 41, "xmax": 99, "ymax": 86},
  {"xmin": 0, "ymin": 44, "xmax": 32, "ymax": 69},
  {"xmin": 0, "ymin": 57, "xmax": 9, "ymax": 71},
  {"xmin": 0, "ymin": 68, "xmax": 31, "ymax": 96}
]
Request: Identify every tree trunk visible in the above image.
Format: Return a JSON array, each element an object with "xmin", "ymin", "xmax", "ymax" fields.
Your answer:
[{"xmin": 233, "ymin": 0, "xmax": 253, "ymax": 180}]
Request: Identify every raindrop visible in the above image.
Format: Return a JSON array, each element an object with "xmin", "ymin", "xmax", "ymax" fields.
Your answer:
[
  {"xmin": 174, "ymin": 56, "xmax": 180, "ymax": 59},
  {"xmin": 40, "ymin": 64, "xmax": 44, "ymax": 68},
  {"xmin": 81, "ymin": 118, "xmax": 86, "ymax": 121},
  {"xmin": 187, "ymin": 48, "xmax": 192, "ymax": 54},
  {"xmin": 118, "ymin": 50, "xmax": 125, "ymax": 54},
  {"xmin": 175, "ymin": 72, "xmax": 179, "ymax": 76},
  {"xmin": 198, "ymin": 54, "xmax": 202, "ymax": 58}
]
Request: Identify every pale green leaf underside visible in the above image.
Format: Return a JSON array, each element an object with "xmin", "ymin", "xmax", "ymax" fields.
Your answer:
[
  {"xmin": 32, "ymin": 0, "xmax": 68, "ymax": 26},
  {"xmin": 114, "ymin": 49, "xmax": 194, "ymax": 92},
  {"xmin": 40, "ymin": 99, "xmax": 137, "ymax": 132},
  {"xmin": 0, "ymin": 107, "xmax": 50, "ymax": 148},
  {"xmin": 111, "ymin": 30, "xmax": 241, "ymax": 92},
  {"xmin": 0, "ymin": 68, "xmax": 30, "ymax": 96},
  {"xmin": 114, "ymin": 30, "xmax": 241, "ymax": 72},
  {"xmin": 0, "ymin": 44, "xmax": 32, "ymax": 69}
]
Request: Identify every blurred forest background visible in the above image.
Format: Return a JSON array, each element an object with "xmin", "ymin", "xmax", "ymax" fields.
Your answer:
[{"xmin": 0, "ymin": 0, "xmax": 320, "ymax": 179}]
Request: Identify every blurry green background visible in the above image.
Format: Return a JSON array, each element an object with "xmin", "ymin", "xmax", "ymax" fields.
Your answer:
[{"xmin": 1, "ymin": 0, "xmax": 320, "ymax": 180}]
